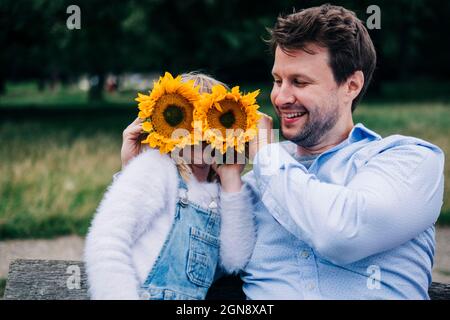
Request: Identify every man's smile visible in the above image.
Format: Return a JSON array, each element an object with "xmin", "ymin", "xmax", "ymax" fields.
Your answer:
[
  {"xmin": 277, "ymin": 108, "xmax": 309, "ymax": 125},
  {"xmin": 282, "ymin": 111, "xmax": 308, "ymax": 119},
  {"xmin": 282, "ymin": 112, "xmax": 308, "ymax": 125}
]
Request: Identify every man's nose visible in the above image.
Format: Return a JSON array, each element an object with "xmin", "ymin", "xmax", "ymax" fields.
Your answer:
[{"xmin": 274, "ymin": 84, "xmax": 295, "ymax": 107}]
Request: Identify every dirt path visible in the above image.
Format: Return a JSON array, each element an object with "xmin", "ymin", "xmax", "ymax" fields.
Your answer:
[
  {"xmin": 433, "ymin": 227, "xmax": 450, "ymax": 283},
  {"xmin": 0, "ymin": 235, "xmax": 84, "ymax": 278},
  {"xmin": 1, "ymin": 228, "xmax": 450, "ymax": 283}
]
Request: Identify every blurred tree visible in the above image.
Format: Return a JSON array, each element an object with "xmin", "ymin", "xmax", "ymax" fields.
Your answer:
[
  {"xmin": 1, "ymin": 0, "xmax": 449, "ymax": 98},
  {"xmin": 57, "ymin": 0, "xmax": 133, "ymax": 100},
  {"xmin": 0, "ymin": 0, "xmax": 60, "ymax": 93}
]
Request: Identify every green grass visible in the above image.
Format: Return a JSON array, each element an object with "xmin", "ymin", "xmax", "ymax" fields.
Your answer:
[
  {"xmin": 0, "ymin": 81, "xmax": 136, "ymax": 107},
  {"xmin": 0, "ymin": 83, "xmax": 449, "ymax": 240},
  {"xmin": 0, "ymin": 112, "xmax": 131, "ymax": 239}
]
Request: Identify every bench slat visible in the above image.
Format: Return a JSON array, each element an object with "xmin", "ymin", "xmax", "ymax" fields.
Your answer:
[
  {"xmin": 4, "ymin": 259, "xmax": 88, "ymax": 300},
  {"xmin": 3, "ymin": 259, "xmax": 449, "ymax": 300}
]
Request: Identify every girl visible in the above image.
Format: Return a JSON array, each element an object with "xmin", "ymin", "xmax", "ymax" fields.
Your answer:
[{"xmin": 84, "ymin": 73, "xmax": 256, "ymax": 300}]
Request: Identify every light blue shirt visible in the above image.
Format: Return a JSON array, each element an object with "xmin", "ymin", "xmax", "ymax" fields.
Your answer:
[{"xmin": 241, "ymin": 123, "xmax": 445, "ymax": 300}]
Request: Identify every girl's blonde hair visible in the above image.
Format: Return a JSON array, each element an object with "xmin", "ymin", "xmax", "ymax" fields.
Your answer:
[{"xmin": 177, "ymin": 72, "xmax": 229, "ymax": 182}]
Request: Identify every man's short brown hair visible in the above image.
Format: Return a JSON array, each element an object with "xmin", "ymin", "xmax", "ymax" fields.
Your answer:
[{"xmin": 267, "ymin": 4, "xmax": 377, "ymax": 112}]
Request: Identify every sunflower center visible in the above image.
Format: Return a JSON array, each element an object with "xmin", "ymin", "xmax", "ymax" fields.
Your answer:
[
  {"xmin": 206, "ymin": 99, "xmax": 247, "ymax": 139},
  {"xmin": 219, "ymin": 110, "xmax": 236, "ymax": 129},
  {"xmin": 163, "ymin": 104, "xmax": 185, "ymax": 127}
]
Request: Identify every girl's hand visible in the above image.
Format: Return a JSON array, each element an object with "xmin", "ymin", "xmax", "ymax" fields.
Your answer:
[
  {"xmin": 212, "ymin": 161, "xmax": 244, "ymax": 193},
  {"xmin": 121, "ymin": 117, "xmax": 146, "ymax": 169}
]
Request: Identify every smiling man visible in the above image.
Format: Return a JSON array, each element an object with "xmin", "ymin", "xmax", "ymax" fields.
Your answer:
[
  {"xmin": 242, "ymin": 4, "xmax": 445, "ymax": 299},
  {"xmin": 271, "ymin": 43, "xmax": 351, "ymax": 152},
  {"xmin": 119, "ymin": 4, "xmax": 445, "ymax": 300}
]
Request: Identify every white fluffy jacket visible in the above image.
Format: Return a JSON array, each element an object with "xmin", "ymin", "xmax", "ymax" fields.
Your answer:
[{"xmin": 84, "ymin": 149, "xmax": 256, "ymax": 300}]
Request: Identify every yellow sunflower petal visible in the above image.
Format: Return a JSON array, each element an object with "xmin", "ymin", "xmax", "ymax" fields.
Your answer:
[
  {"xmin": 241, "ymin": 89, "xmax": 260, "ymax": 106},
  {"xmin": 194, "ymin": 85, "xmax": 261, "ymax": 153},
  {"xmin": 138, "ymin": 110, "xmax": 150, "ymax": 119},
  {"xmin": 228, "ymin": 86, "xmax": 241, "ymax": 101},
  {"xmin": 135, "ymin": 72, "xmax": 201, "ymax": 153},
  {"xmin": 142, "ymin": 121, "xmax": 153, "ymax": 132},
  {"xmin": 211, "ymin": 84, "xmax": 227, "ymax": 101},
  {"xmin": 214, "ymin": 101, "xmax": 223, "ymax": 112}
]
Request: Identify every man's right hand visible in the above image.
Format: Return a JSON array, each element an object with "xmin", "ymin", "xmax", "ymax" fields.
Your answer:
[
  {"xmin": 121, "ymin": 117, "xmax": 145, "ymax": 169},
  {"xmin": 248, "ymin": 112, "xmax": 274, "ymax": 162}
]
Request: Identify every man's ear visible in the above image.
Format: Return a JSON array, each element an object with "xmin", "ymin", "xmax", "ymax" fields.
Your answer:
[{"xmin": 346, "ymin": 70, "xmax": 365, "ymax": 102}]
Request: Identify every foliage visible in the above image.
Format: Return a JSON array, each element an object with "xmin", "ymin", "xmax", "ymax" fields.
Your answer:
[{"xmin": 1, "ymin": 0, "xmax": 449, "ymax": 96}]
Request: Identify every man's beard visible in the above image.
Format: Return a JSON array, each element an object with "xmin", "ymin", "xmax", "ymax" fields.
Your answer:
[{"xmin": 280, "ymin": 104, "xmax": 339, "ymax": 148}]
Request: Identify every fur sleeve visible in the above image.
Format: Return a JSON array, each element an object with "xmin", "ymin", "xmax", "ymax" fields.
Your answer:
[
  {"xmin": 218, "ymin": 183, "xmax": 256, "ymax": 274},
  {"xmin": 84, "ymin": 149, "xmax": 177, "ymax": 299}
]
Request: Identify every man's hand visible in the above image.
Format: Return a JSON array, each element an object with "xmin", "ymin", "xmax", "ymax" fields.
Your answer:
[
  {"xmin": 121, "ymin": 117, "xmax": 145, "ymax": 169},
  {"xmin": 248, "ymin": 112, "xmax": 274, "ymax": 162}
]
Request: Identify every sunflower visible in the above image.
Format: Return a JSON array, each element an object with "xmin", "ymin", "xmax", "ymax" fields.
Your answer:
[
  {"xmin": 195, "ymin": 85, "xmax": 261, "ymax": 154},
  {"xmin": 135, "ymin": 72, "xmax": 202, "ymax": 153}
]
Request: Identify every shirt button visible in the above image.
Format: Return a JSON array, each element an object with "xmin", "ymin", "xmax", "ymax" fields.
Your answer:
[
  {"xmin": 301, "ymin": 250, "xmax": 310, "ymax": 259},
  {"xmin": 307, "ymin": 283, "xmax": 316, "ymax": 290},
  {"xmin": 141, "ymin": 292, "xmax": 150, "ymax": 300}
]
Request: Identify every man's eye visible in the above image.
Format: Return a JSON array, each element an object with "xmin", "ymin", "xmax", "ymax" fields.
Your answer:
[
  {"xmin": 273, "ymin": 80, "xmax": 282, "ymax": 86},
  {"xmin": 294, "ymin": 80, "xmax": 308, "ymax": 87}
]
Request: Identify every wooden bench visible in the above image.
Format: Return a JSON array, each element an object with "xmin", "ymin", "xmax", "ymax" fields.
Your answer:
[{"xmin": 3, "ymin": 259, "xmax": 450, "ymax": 300}]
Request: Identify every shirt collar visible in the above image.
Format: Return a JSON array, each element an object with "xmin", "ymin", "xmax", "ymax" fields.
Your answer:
[
  {"xmin": 348, "ymin": 123, "xmax": 382, "ymax": 143},
  {"xmin": 280, "ymin": 123, "xmax": 381, "ymax": 163}
]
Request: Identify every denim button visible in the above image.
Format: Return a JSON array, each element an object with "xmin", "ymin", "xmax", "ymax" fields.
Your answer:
[
  {"xmin": 180, "ymin": 197, "xmax": 188, "ymax": 207},
  {"xmin": 208, "ymin": 201, "xmax": 217, "ymax": 210},
  {"xmin": 179, "ymin": 189, "xmax": 188, "ymax": 207}
]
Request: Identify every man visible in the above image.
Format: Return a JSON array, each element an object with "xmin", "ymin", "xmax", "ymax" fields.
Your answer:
[{"xmin": 121, "ymin": 4, "xmax": 444, "ymax": 299}]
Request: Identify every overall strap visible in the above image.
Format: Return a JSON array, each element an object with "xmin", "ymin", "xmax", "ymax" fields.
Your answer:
[
  {"xmin": 177, "ymin": 169, "xmax": 188, "ymax": 190},
  {"xmin": 176, "ymin": 168, "xmax": 189, "ymax": 208}
]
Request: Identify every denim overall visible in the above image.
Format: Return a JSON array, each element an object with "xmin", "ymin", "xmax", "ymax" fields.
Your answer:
[{"xmin": 139, "ymin": 172, "xmax": 221, "ymax": 300}]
